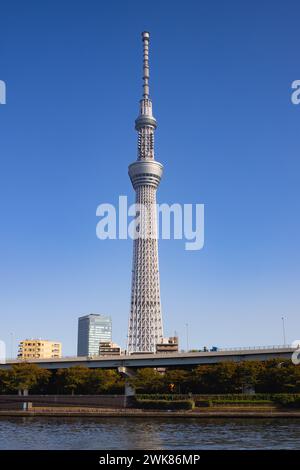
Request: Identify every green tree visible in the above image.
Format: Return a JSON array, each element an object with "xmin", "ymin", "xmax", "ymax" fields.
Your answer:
[
  {"xmin": 257, "ymin": 359, "xmax": 300, "ymax": 393},
  {"xmin": 0, "ymin": 369, "xmax": 11, "ymax": 394},
  {"xmin": 164, "ymin": 369, "xmax": 190, "ymax": 393},
  {"xmin": 56, "ymin": 366, "xmax": 90, "ymax": 395},
  {"xmin": 234, "ymin": 361, "xmax": 263, "ymax": 392},
  {"xmin": 128, "ymin": 368, "xmax": 164, "ymax": 393},
  {"xmin": 7, "ymin": 363, "xmax": 50, "ymax": 394},
  {"xmin": 192, "ymin": 362, "xmax": 238, "ymax": 393},
  {"xmin": 84, "ymin": 369, "xmax": 124, "ymax": 394}
]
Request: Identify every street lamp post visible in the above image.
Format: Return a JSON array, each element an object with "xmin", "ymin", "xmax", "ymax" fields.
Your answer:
[{"xmin": 10, "ymin": 333, "xmax": 14, "ymax": 360}]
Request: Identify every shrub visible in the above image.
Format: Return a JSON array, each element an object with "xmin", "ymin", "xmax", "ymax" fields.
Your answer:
[
  {"xmin": 137, "ymin": 394, "xmax": 189, "ymax": 401},
  {"xmin": 135, "ymin": 399, "xmax": 195, "ymax": 410},
  {"xmin": 195, "ymin": 399, "xmax": 212, "ymax": 407},
  {"xmin": 272, "ymin": 394, "xmax": 300, "ymax": 408},
  {"xmin": 211, "ymin": 400, "xmax": 273, "ymax": 406}
]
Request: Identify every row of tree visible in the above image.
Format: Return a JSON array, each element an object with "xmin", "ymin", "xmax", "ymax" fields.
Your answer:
[
  {"xmin": 0, "ymin": 364, "xmax": 124, "ymax": 395},
  {"xmin": 130, "ymin": 359, "xmax": 300, "ymax": 394},
  {"xmin": 0, "ymin": 359, "xmax": 299, "ymax": 394}
]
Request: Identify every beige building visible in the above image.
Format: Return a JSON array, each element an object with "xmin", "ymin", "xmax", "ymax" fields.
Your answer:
[
  {"xmin": 156, "ymin": 337, "xmax": 179, "ymax": 354},
  {"xmin": 18, "ymin": 339, "xmax": 62, "ymax": 359},
  {"xmin": 99, "ymin": 341, "xmax": 121, "ymax": 356}
]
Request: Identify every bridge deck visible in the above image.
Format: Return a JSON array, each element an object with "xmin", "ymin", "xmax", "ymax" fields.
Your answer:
[{"xmin": 0, "ymin": 347, "xmax": 294, "ymax": 369}]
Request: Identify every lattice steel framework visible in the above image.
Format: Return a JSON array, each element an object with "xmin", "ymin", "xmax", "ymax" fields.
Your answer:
[{"xmin": 127, "ymin": 32, "xmax": 164, "ymax": 353}]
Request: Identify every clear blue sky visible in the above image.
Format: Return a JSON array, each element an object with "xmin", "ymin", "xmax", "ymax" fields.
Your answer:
[{"xmin": 0, "ymin": 0, "xmax": 299, "ymax": 356}]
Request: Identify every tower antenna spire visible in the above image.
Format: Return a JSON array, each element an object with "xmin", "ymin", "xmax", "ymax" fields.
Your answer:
[{"xmin": 142, "ymin": 31, "xmax": 150, "ymax": 99}]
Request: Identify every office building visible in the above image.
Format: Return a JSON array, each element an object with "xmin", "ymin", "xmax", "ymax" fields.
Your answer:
[{"xmin": 77, "ymin": 314, "xmax": 112, "ymax": 356}]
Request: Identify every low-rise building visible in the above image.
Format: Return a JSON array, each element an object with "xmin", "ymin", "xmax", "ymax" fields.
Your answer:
[
  {"xmin": 156, "ymin": 336, "xmax": 179, "ymax": 354},
  {"xmin": 99, "ymin": 341, "xmax": 121, "ymax": 356},
  {"xmin": 18, "ymin": 339, "xmax": 62, "ymax": 359}
]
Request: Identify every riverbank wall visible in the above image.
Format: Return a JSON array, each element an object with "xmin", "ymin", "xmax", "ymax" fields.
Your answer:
[{"xmin": 0, "ymin": 409, "xmax": 300, "ymax": 418}]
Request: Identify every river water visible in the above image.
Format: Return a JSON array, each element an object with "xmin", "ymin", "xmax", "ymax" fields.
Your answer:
[{"xmin": 0, "ymin": 417, "xmax": 299, "ymax": 450}]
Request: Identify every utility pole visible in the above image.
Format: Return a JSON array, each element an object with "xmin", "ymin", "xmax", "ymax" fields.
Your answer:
[
  {"xmin": 185, "ymin": 323, "xmax": 189, "ymax": 352},
  {"xmin": 281, "ymin": 316, "xmax": 286, "ymax": 346},
  {"xmin": 10, "ymin": 332, "xmax": 13, "ymax": 359}
]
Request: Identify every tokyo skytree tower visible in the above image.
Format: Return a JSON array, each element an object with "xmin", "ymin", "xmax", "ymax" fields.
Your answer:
[{"xmin": 127, "ymin": 32, "xmax": 164, "ymax": 353}]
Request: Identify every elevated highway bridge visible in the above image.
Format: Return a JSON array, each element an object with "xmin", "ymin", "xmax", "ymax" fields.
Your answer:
[{"xmin": 0, "ymin": 345, "xmax": 294, "ymax": 370}]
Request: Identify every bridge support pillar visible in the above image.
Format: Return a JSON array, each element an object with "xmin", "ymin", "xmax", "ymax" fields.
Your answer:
[{"xmin": 118, "ymin": 367, "xmax": 136, "ymax": 406}]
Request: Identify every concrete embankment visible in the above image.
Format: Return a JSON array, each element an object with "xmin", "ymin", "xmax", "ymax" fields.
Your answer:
[{"xmin": 0, "ymin": 409, "xmax": 300, "ymax": 418}]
